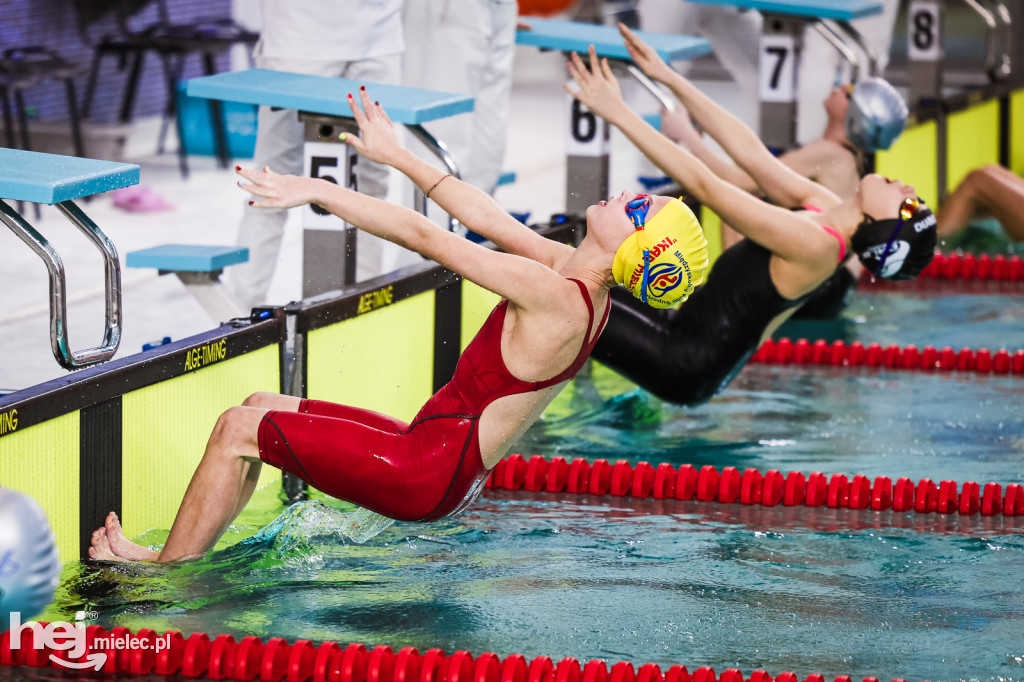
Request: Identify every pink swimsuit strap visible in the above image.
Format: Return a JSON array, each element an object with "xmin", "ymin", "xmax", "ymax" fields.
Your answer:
[
  {"xmin": 819, "ymin": 225, "xmax": 847, "ymax": 264},
  {"xmin": 800, "ymin": 205, "xmax": 846, "ymax": 264}
]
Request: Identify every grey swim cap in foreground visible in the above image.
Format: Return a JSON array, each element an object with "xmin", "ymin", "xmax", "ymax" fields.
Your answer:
[
  {"xmin": 0, "ymin": 488, "xmax": 60, "ymax": 631},
  {"xmin": 845, "ymin": 77, "xmax": 909, "ymax": 153}
]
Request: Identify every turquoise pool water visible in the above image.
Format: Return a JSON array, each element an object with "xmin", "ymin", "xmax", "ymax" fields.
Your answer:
[
  {"xmin": 34, "ymin": 287, "xmax": 1024, "ymax": 682},
  {"xmin": 781, "ymin": 288, "xmax": 1024, "ymax": 349}
]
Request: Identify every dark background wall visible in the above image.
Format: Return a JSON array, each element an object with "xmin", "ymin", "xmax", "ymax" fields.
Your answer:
[{"xmin": 1, "ymin": 0, "xmax": 238, "ymax": 125}]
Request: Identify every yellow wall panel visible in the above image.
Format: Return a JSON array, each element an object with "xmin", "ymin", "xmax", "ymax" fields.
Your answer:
[
  {"xmin": 461, "ymin": 280, "xmax": 501, "ymax": 351},
  {"xmin": 700, "ymin": 206, "xmax": 724, "ymax": 267},
  {"xmin": 0, "ymin": 413, "xmax": 80, "ymax": 564},
  {"xmin": 308, "ymin": 292, "xmax": 434, "ymax": 422},
  {"xmin": 876, "ymin": 119, "xmax": 940, "ymax": 206},
  {"xmin": 120, "ymin": 346, "xmax": 280, "ymax": 539},
  {"xmin": 946, "ymin": 99, "xmax": 1000, "ymax": 193},
  {"xmin": 1011, "ymin": 89, "xmax": 1024, "ymax": 176}
]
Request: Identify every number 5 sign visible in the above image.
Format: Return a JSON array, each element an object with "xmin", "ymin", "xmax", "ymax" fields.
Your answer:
[
  {"xmin": 758, "ymin": 34, "xmax": 796, "ymax": 104},
  {"xmin": 302, "ymin": 140, "xmax": 358, "ymax": 229}
]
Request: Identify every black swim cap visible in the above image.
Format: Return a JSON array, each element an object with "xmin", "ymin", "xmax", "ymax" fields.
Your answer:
[{"xmin": 851, "ymin": 203, "xmax": 937, "ymax": 280}]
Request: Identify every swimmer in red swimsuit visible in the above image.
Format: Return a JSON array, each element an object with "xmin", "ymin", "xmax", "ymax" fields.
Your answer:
[{"xmin": 87, "ymin": 87, "xmax": 710, "ymax": 563}]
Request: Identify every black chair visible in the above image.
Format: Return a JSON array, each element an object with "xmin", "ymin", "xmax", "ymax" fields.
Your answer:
[
  {"xmin": 0, "ymin": 45, "xmax": 86, "ymax": 157},
  {"xmin": 0, "ymin": 45, "xmax": 88, "ymax": 218},
  {"xmin": 75, "ymin": 0, "xmax": 258, "ymax": 177}
]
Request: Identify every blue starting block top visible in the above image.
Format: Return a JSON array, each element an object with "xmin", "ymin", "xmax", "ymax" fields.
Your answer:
[
  {"xmin": 186, "ymin": 69, "xmax": 474, "ymax": 124},
  {"xmin": 127, "ymin": 244, "xmax": 249, "ymax": 272},
  {"xmin": 517, "ymin": 18, "xmax": 711, "ymax": 62},
  {"xmin": 682, "ymin": 0, "xmax": 882, "ymax": 21},
  {"xmin": 0, "ymin": 148, "xmax": 140, "ymax": 204}
]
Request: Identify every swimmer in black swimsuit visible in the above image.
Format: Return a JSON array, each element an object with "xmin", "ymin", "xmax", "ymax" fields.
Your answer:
[
  {"xmin": 658, "ymin": 73, "xmax": 908, "ymax": 320},
  {"xmin": 565, "ymin": 25, "xmax": 937, "ymax": 406}
]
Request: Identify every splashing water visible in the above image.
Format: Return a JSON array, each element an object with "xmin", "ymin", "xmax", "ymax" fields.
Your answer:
[{"xmin": 244, "ymin": 501, "xmax": 396, "ymax": 549}]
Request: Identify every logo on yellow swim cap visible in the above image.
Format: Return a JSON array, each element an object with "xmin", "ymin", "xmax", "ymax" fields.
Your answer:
[{"xmin": 612, "ymin": 197, "xmax": 708, "ymax": 308}]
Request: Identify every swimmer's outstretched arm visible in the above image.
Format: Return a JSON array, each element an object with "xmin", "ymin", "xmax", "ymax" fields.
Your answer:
[
  {"xmin": 658, "ymin": 104, "xmax": 761, "ymax": 192},
  {"xmin": 618, "ymin": 24, "xmax": 838, "ymax": 211},
  {"xmin": 565, "ymin": 46, "xmax": 827, "ymax": 267},
  {"xmin": 237, "ymin": 167, "xmax": 571, "ymax": 311},
  {"xmin": 341, "ymin": 88, "xmax": 574, "ymax": 272}
]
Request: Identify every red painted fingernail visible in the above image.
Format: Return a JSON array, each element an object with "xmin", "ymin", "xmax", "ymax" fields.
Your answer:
[
  {"xmin": 248, "ymin": 201, "xmax": 253, "ymax": 206},
  {"xmin": 360, "ymin": 85, "xmax": 365, "ymax": 91},
  {"xmin": 348, "ymin": 93, "xmax": 353, "ymax": 99},
  {"xmin": 234, "ymin": 165, "xmax": 240, "ymax": 171}
]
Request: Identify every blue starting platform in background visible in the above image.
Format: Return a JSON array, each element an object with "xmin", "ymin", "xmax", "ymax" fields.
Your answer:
[
  {"xmin": 0, "ymin": 147, "xmax": 139, "ymax": 369},
  {"xmin": 0, "ymin": 147, "xmax": 139, "ymax": 204}
]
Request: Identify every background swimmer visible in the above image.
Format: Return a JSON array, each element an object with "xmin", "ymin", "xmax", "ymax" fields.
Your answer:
[{"xmin": 562, "ymin": 25, "xmax": 936, "ymax": 406}]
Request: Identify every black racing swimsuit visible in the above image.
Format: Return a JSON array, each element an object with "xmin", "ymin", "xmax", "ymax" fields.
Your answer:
[{"xmin": 591, "ymin": 238, "xmax": 815, "ymax": 406}]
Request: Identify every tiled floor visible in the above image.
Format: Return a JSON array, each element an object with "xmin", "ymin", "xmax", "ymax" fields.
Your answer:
[{"xmin": 0, "ymin": 44, "xmax": 747, "ymax": 392}]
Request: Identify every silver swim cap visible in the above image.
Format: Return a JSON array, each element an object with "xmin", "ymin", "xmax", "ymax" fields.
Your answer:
[
  {"xmin": 0, "ymin": 488, "xmax": 60, "ymax": 631},
  {"xmin": 844, "ymin": 77, "xmax": 908, "ymax": 153}
]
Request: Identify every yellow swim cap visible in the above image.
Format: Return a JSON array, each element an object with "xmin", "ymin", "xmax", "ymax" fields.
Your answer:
[{"xmin": 612, "ymin": 196, "xmax": 708, "ymax": 308}]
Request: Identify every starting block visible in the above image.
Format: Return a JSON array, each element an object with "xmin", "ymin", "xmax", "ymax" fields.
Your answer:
[
  {"xmin": 683, "ymin": 0, "xmax": 884, "ymax": 150},
  {"xmin": 0, "ymin": 147, "xmax": 139, "ymax": 369},
  {"xmin": 516, "ymin": 18, "xmax": 711, "ymax": 213},
  {"xmin": 186, "ymin": 69, "xmax": 473, "ymax": 296},
  {"xmin": 126, "ymin": 243, "xmax": 249, "ymax": 323}
]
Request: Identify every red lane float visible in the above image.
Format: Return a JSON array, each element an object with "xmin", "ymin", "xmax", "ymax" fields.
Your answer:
[
  {"xmin": 860, "ymin": 251, "xmax": 1024, "ymax": 283},
  {"xmin": 748, "ymin": 338, "xmax": 1023, "ymax": 376},
  {"xmin": 2, "ymin": 631, "xmax": 938, "ymax": 682},
  {"xmin": 486, "ymin": 456, "xmax": 1024, "ymax": 519}
]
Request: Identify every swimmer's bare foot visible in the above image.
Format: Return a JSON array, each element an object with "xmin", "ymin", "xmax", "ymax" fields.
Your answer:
[
  {"xmin": 104, "ymin": 512, "xmax": 159, "ymax": 561},
  {"xmin": 88, "ymin": 528, "xmax": 126, "ymax": 562}
]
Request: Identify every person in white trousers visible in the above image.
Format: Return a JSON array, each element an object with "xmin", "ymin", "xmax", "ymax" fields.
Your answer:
[
  {"xmin": 400, "ymin": 0, "xmax": 519, "ymax": 221},
  {"xmin": 638, "ymin": 0, "xmax": 763, "ymax": 129},
  {"xmin": 227, "ymin": 0, "xmax": 418, "ymax": 312},
  {"xmin": 638, "ymin": 0, "xmax": 900, "ymax": 146}
]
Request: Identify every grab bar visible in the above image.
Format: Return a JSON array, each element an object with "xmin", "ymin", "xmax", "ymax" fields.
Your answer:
[{"xmin": 0, "ymin": 199, "xmax": 122, "ymax": 369}]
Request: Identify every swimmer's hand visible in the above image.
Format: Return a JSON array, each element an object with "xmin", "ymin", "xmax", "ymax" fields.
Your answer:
[
  {"xmin": 564, "ymin": 44, "xmax": 628, "ymax": 125},
  {"xmin": 236, "ymin": 166, "xmax": 324, "ymax": 209},
  {"xmin": 339, "ymin": 87, "xmax": 405, "ymax": 167},
  {"xmin": 619, "ymin": 23, "xmax": 675, "ymax": 85},
  {"xmin": 660, "ymin": 105, "xmax": 701, "ymax": 146}
]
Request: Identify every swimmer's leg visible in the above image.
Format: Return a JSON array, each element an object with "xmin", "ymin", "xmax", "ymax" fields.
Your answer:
[
  {"xmin": 157, "ymin": 399, "xmax": 285, "ymax": 562},
  {"xmin": 938, "ymin": 165, "xmax": 1024, "ymax": 240},
  {"xmin": 91, "ymin": 392, "xmax": 301, "ymax": 563},
  {"xmin": 228, "ymin": 393, "xmax": 301, "ymax": 520}
]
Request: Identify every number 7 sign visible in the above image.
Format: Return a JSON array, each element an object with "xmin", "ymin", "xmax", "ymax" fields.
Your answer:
[{"xmin": 758, "ymin": 34, "xmax": 797, "ymax": 104}]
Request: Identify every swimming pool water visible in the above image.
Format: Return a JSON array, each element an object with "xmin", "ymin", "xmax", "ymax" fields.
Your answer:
[
  {"xmin": 36, "ymin": 286, "xmax": 1024, "ymax": 682},
  {"xmin": 781, "ymin": 288, "xmax": 1024, "ymax": 350}
]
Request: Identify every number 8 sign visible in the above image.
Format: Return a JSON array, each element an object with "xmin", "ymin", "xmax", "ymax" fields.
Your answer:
[{"xmin": 907, "ymin": 0, "xmax": 941, "ymax": 62}]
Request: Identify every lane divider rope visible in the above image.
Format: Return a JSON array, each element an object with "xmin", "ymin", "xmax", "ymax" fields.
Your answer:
[
  {"xmin": 485, "ymin": 455, "xmax": 1024, "ymax": 518},
  {"xmin": 747, "ymin": 338, "xmax": 1024, "ymax": 375},
  {"xmin": 0, "ymin": 625, "xmax": 937, "ymax": 682},
  {"xmin": 859, "ymin": 251, "xmax": 1024, "ymax": 283}
]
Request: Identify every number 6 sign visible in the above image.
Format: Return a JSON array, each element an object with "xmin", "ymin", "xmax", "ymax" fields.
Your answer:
[{"xmin": 565, "ymin": 93, "xmax": 610, "ymax": 157}]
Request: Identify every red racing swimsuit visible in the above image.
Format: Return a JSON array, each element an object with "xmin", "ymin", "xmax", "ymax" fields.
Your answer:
[{"xmin": 258, "ymin": 279, "xmax": 609, "ymax": 522}]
